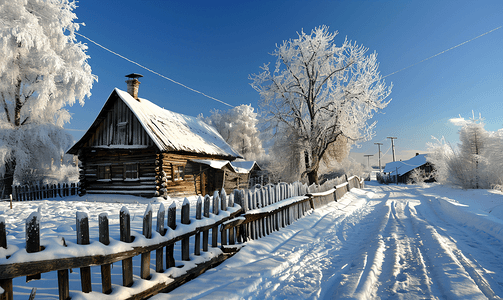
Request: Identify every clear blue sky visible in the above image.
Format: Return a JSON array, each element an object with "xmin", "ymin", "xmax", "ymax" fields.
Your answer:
[{"xmin": 67, "ymin": 0, "xmax": 503, "ymax": 166}]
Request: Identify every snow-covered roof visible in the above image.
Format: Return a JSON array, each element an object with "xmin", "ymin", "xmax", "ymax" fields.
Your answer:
[
  {"xmin": 230, "ymin": 161, "xmax": 261, "ymax": 174},
  {"xmin": 68, "ymin": 88, "xmax": 241, "ymax": 158},
  {"xmin": 383, "ymin": 154, "xmax": 428, "ymax": 176},
  {"xmin": 191, "ymin": 159, "xmax": 236, "ymax": 171}
]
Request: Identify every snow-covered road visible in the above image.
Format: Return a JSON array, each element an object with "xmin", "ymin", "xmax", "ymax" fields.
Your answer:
[{"xmin": 160, "ymin": 183, "xmax": 503, "ymax": 299}]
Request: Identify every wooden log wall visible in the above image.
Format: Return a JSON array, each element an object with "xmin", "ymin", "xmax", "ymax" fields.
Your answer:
[
  {"xmin": 79, "ymin": 149, "xmax": 158, "ymax": 197},
  {"xmin": 158, "ymin": 153, "xmax": 236, "ymax": 197}
]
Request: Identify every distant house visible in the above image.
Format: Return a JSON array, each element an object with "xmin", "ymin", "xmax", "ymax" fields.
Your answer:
[
  {"xmin": 67, "ymin": 74, "xmax": 245, "ymax": 197},
  {"xmin": 383, "ymin": 154, "xmax": 434, "ymax": 183},
  {"xmin": 229, "ymin": 160, "xmax": 263, "ymax": 189}
]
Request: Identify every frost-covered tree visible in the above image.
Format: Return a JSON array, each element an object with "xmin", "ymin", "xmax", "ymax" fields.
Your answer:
[
  {"xmin": 203, "ymin": 104, "xmax": 265, "ymax": 161},
  {"xmin": 427, "ymin": 115, "xmax": 503, "ymax": 189},
  {"xmin": 250, "ymin": 26, "xmax": 391, "ymax": 184},
  {"xmin": 0, "ymin": 0, "xmax": 96, "ymax": 189}
]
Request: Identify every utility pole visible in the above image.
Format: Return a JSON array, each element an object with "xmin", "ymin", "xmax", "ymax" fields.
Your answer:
[
  {"xmin": 387, "ymin": 137, "xmax": 397, "ymax": 162},
  {"xmin": 374, "ymin": 142, "xmax": 383, "ymax": 171},
  {"xmin": 364, "ymin": 154, "xmax": 373, "ymax": 172}
]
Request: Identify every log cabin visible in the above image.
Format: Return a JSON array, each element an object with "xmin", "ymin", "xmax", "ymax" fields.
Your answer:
[{"xmin": 67, "ymin": 74, "xmax": 244, "ymax": 197}]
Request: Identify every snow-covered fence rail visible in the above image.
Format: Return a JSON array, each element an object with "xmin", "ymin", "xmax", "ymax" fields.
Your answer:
[
  {"xmin": 0, "ymin": 190, "xmax": 242, "ymax": 300},
  {"xmin": 229, "ymin": 175, "xmax": 364, "ymax": 243},
  {"xmin": 11, "ymin": 182, "xmax": 80, "ymax": 201}
]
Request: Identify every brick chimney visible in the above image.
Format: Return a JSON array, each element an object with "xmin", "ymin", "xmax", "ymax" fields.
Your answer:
[{"xmin": 125, "ymin": 73, "xmax": 143, "ymax": 100}]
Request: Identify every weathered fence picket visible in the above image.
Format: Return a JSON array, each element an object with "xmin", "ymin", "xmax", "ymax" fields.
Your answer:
[
  {"xmin": 99, "ymin": 213, "xmax": 112, "ymax": 294},
  {"xmin": 11, "ymin": 182, "xmax": 80, "ymax": 202},
  {"xmin": 76, "ymin": 212, "xmax": 92, "ymax": 293}
]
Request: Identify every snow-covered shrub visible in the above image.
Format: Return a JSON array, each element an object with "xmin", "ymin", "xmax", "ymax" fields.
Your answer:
[
  {"xmin": 408, "ymin": 168, "xmax": 427, "ymax": 185},
  {"xmin": 427, "ymin": 115, "xmax": 503, "ymax": 189}
]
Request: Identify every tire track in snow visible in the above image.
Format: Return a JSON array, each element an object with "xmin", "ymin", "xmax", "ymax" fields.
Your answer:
[
  {"xmin": 329, "ymin": 191, "xmax": 391, "ymax": 299},
  {"xmin": 413, "ymin": 193, "xmax": 503, "ymax": 299},
  {"xmin": 249, "ymin": 190, "xmax": 383, "ymax": 299},
  {"xmin": 374, "ymin": 197, "xmax": 438, "ymax": 300},
  {"xmin": 404, "ymin": 191, "xmax": 492, "ymax": 299}
]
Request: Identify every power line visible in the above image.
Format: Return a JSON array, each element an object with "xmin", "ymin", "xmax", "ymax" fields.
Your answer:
[
  {"xmin": 75, "ymin": 32, "xmax": 235, "ymax": 108},
  {"xmin": 383, "ymin": 26, "xmax": 502, "ymax": 78}
]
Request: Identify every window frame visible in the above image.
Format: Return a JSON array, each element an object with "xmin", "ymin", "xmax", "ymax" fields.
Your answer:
[
  {"xmin": 124, "ymin": 163, "xmax": 139, "ymax": 180},
  {"xmin": 97, "ymin": 165, "xmax": 111, "ymax": 180}
]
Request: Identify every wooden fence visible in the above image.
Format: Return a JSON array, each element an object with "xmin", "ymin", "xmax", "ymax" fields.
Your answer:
[
  {"xmin": 0, "ymin": 175, "xmax": 363, "ymax": 300},
  {"xmin": 229, "ymin": 175, "xmax": 363, "ymax": 243},
  {"xmin": 0, "ymin": 190, "xmax": 242, "ymax": 300},
  {"xmin": 11, "ymin": 182, "xmax": 80, "ymax": 201}
]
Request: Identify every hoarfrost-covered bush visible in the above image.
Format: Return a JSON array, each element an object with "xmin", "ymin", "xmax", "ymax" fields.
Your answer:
[
  {"xmin": 427, "ymin": 115, "xmax": 503, "ymax": 189},
  {"xmin": 408, "ymin": 168, "xmax": 428, "ymax": 185},
  {"xmin": 202, "ymin": 104, "xmax": 265, "ymax": 161}
]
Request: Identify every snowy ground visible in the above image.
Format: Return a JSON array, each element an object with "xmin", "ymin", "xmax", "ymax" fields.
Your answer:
[
  {"xmin": 156, "ymin": 182, "xmax": 503, "ymax": 299},
  {"xmin": 2, "ymin": 182, "xmax": 503, "ymax": 299}
]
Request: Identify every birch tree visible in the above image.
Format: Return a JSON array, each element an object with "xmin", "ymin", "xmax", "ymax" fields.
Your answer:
[
  {"xmin": 0, "ymin": 0, "xmax": 96, "ymax": 189},
  {"xmin": 250, "ymin": 26, "xmax": 391, "ymax": 184}
]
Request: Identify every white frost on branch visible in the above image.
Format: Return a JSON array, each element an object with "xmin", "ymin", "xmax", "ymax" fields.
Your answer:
[
  {"xmin": 202, "ymin": 104, "xmax": 265, "ymax": 161},
  {"xmin": 0, "ymin": 0, "xmax": 96, "ymax": 185},
  {"xmin": 250, "ymin": 25, "xmax": 391, "ymax": 183}
]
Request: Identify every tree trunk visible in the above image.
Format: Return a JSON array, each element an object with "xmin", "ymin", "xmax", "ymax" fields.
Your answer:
[
  {"xmin": 3, "ymin": 157, "xmax": 15, "ymax": 196},
  {"xmin": 307, "ymin": 168, "xmax": 318, "ymax": 185}
]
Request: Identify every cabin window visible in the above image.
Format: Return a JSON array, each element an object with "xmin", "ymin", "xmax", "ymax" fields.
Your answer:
[
  {"xmin": 98, "ymin": 165, "xmax": 111, "ymax": 180},
  {"xmin": 174, "ymin": 165, "xmax": 185, "ymax": 181},
  {"xmin": 125, "ymin": 163, "xmax": 139, "ymax": 179}
]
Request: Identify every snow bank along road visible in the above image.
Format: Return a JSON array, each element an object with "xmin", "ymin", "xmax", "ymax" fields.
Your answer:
[{"xmin": 160, "ymin": 183, "xmax": 503, "ymax": 299}]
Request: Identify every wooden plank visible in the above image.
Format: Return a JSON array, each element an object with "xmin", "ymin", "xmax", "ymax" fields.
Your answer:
[
  {"xmin": 141, "ymin": 206, "xmax": 152, "ymax": 280},
  {"xmin": 156, "ymin": 204, "xmax": 166, "ymax": 273},
  {"xmin": 0, "ymin": 279, "xmax": 13, "ymax": 300},
  {"xmin": 57, "ymin": 270, "xmax": 69, "ymax": 300},
  {"xmin": 166, "ymin": 202, "xmax": 176, "ymax": 268},
  {"xmin": 25, "ymin": 213, "xmax": 41, "ymax": 281},
  {"xmin": 120, "ymin": 208, "xmax": 133, "ymax": 287},
  {"xmin": 181, "ymin": 200, "xmax": 190, "ymax": 261},
  {"xmin": 76, "ymin": 212, "xmax": 92, "ymax": 293}
]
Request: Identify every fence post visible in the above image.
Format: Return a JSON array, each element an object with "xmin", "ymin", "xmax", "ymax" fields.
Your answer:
[
  {"xmin": 194, "ymin": 196, "xmax": 202, "ymax": 256},
  {"xmin": 212, "ymin": 191, "xmax": 219, "ymax": 247},
  {"xmin": 0, "ymin": 217, "xmax": 6, "ymax": 249},
  {"xmin": 0, "ymin": 216, "xmax": 12, "ymax": 300},
  {"xmin": 0, "ymin": 278, "xmax": 12, "ymax": 300},
  {"xmin": 220, "ymin": 189, "xmax": 228, "ymax": 246},
  {"xmin": 203, "ymin": 195, "xmax": 210, "ymax": 252},
  {"xmin": 26, "ymin": 211, "xmax": 41, "ymax": 282},
  {"xmin": 99, "ymin": 213, "xmax": 112, "ymax": 294},
  {"xmin": 166, "ymin": 201, "xmax": 176, "ymax": 268},
  {"xmin": 156, "ymin": 203, "xmax": 166, "ymax": 273},
  {"xmin": 76, "ymin": 212, "xmax": 92, "ymax": 293},
  {"xmin": 181, "ymin": 198, "xmax": 190, "ymax": 261},
  {"xmin": 120, "ymin": 207, "xmax": 133, "ymax": 287},
  {"xmin": 141, "ymin": 204, "xmax": 152, "ymax": 280}
]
